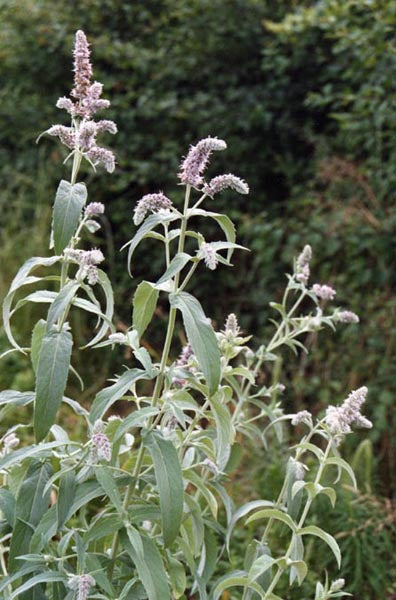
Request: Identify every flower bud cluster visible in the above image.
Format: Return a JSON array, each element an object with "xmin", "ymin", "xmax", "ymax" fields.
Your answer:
[
  {"xmin": 334, "ymin": 310, "xmax": 359, "ymax": 323},
  {"xmin": 90, "ymin": 420, "xmax": 111, "ymax": 462},
  {"xmin": 291, "ymin": 410, "xmax": 312, "ymax": 426}
]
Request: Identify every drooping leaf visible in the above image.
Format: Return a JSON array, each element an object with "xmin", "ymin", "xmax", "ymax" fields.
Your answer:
[
  {"xmin": 187, "ymin": 209, "xmax": 236, "ymax": 260},
  {"xmin": 213, "ymin": 571, "xmax": 265, "ymax": 600},
  {"xmin": 246, "ymin": 508, "xmax": 297, "ymax": 532},
  {"xmin": 34, "ymin": 327, "xmax": 73, "ymax": 442},
  {"xmin": 226, "ymin": 500, "xmax": 274, "ymax": 552},
  {"xmin": 298, "ymin": 525, "xmax": 341, "ymax": 567},
  {"xmin": 89, "ymin": 368, "xmax": 151, "ymax": 423},
  {"xmin": 123, "ymin": 212, "xmax": 179, "ymax": 276},
  {"xmin": 83, "ymin": 269, "xmax": 115, "ymax": 348},
  {"xmin": 210, "ymin": 388, "xmax": 235, "ymax": 471},
  {"xmin": 8, "ymin": 461, "xmax": 53, "ymax": 572},
  {"xmin": 144, "ymin": 431, "xmax": 183, "ymax": 547},
  {"xmin": 170, "ymin": 291, "xmax": 220, "ymax": 395},
  {"xmin": 94, "ymin": 465, "xmax": 123, "ymax": 513},
  {"xmin": 121, "ymin": 527, "xmax": 171, "ymax": 600},
  {"xmin": 132, "ymin": 281, "xmax": 159, "ymax": 338},
  {"xmin": 3, "ymin": 256, "xmax": 60, "ymax": 352},
  {"xmin": 52, "ymin": 180, "xmax": 87, "ymax": 254}
]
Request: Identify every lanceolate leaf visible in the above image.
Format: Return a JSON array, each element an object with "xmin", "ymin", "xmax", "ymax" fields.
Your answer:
[
  {"xmin": 46, "ymin": 281, "xmax": 79, "ymax": 330},
  {"xmin": 144, "ymin": 431, "xmax": 184, "ymax": 547},
  {"xmin": 123, "ymin": 212, "xmax": 178, "ymax": 276},
  {"xmin": 121, "ymin": 527, "xmax": 171, "ymax": 600},
  {"xmin": 34, "ymin": 327, "xmax": 73, "ymax": 442},
  {"xmin": 187, "ymin": 209, "xmax": 236, "ymax": 260},
  {"xmin": 84, "ymin": 269, "xmax": 115, "ymax": 348},
  {"xmin": 155, "ymin": 252, "xmax": 192, "ymax": 286},
  {"xmin": 210, "ymin": 389, "xmax": 235, "ymax": 471},
  {"xmin": 298, "ymin": 525, "xmax": 341, "ymax": 567},
  {"xmin": 52, "ymin": 179, "xmax": 87, "ymax": 254},
  {"xmin": 132, "ymin": 281, "xmax": 159, "ymax": 338},
  {"xmin": 31, "ymin": 319, "xmax": 47, "ymax": 374},
  {"xmin": 89, "ymin": 368, "xmax": 151, "ymax": 423},
  {"xmin": 2, "ymin": 256, "xmax": 60, "ymax": 352},
  {"xmin": 8, "ymin": 461, "xmax": 53, "ymax": 572},
  {"xmin": 169, "ymin": 291, "xmax": 220, "ymax": 395},
  {"xmin": 56, "ymin": 471, "xmax": 76, "ymax": 530}
]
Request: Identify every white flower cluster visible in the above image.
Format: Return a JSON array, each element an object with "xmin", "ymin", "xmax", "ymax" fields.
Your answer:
[{"xmin": 325, "ymin": 386, "xmax": 372, "ymax": 436}]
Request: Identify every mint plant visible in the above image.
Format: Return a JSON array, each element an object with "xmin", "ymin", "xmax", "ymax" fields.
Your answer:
[{"xmin": 0, "ymin": 31, "xmax": 372, "ymax": 600}]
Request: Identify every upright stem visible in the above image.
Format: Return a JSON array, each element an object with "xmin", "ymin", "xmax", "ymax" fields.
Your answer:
[
  {"xmin": 263, "ymin": 437, "xmax": 332, "ymax": 599},
  {"xmin": 108, "ymin": 185, "xmax": 192, "ymax": 574}
]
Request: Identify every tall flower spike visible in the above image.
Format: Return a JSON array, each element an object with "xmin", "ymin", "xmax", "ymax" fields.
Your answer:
[
  {"xmin": 68, "ymin": 574, "xmax": 95, "ymax": 600},
  {"xmin": 178, "ymin": 137, "xmax": 227, "ymax": 187},
  {"xmin": 203, "ymin": 173, "xmax": 249, "ymax": 196},
  {"xmin": 71, "ymin": 30, "xmax": 93, "ymax": 104},
  {"xmin": 325, "ymin": 386, "xmax": 372, "ymax": 436},
  {"xmin": 295, "ymin": 244, "xmax": 312, "ymax": 284},
  {"xmin": 198, "ymin": 242, "xmax": 218, "ymax": 270}
]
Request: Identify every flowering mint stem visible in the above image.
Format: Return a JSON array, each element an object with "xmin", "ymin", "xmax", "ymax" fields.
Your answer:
[
  {"xmin": 108, "ymin": 185, "xmax": 192, "ymax": 574},
  {"xmin": 263, "ymin": 437, "xmax": 332, "ymax": 599}
]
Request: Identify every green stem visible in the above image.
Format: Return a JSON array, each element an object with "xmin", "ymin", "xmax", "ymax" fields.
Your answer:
[
  {"xmin": 108, "ymin": 185, "xmax": 192, "ymax": 573},
  {"xmin": 263, "ymin": 437, "xmax": 332, "ymax": 599}
]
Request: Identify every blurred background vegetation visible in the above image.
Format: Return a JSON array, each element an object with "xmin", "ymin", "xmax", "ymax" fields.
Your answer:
[{"xmin": 1, "ymin": 0, "xmax": 396, "ymax": 597}]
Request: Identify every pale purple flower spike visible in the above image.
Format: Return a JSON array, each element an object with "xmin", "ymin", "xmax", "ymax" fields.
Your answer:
[
  {"xmin": 312, "ymin": 283, "xmax": 336, "ymax": 301},
  {"xmin": 179, "ymin": 137, "xmax": 227, "ymax": 187},
  {"xmin": 46, "ymin": 30, "xmax": 117, "ymax": 173},
  {"xmin": 204, "ymin": 173, "xmax": 249, "ymax": 196},
  {"xmin": 199, "ymin": 242, "xmax": 218, "ymax": 270},
  {"xmin": 68, "ymin": 573, "xmax": 95, "ymax": 600},
  {"xmin": 133, "ymin": 193, "xmax": 173, "ymax": 225},
  {"xmin": 335, "ymin": 310, "xmax": 359, "ymax": 324},
  {"xmin": 325, "ymin": 386, "xmax": 372, "ymax": 436},
  {"xmin": 85, "ymin": 202, "xmax": 105, "ymax": 218},
  {"xmin": 295, "ymin": 245, "xmax": 312, "ymax": 284},
  {"xmin": 291, "ymin": 410, "xmax": 312, "ymax": 426}
]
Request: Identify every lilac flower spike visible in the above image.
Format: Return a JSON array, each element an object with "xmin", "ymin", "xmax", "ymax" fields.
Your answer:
[
  {"xmin": 85, "ymin": 202, "xmax": 105, "ymax": 218},
  {"xmin": 133, "ymin": 193, "xmax": 173, "ymax": 225},
  {"xmin": 335, "ymin": 310, "xmax": 359, "ymax": 323},
  {"xmin": 204, "ymin": 174, "xmax": 249, "ymax": 197},
  {"xmin": 295, "ymin": 245, "xmax": 312, "ymax": 284},
  {"xmin": 45, "ymin": 30, "xmax": 117, "ymax": 173},
  {"xmin": 312, "ymin": 283, "xmax": 336, "ymax": 301},
  {"xmin": 179, "ymin": 137, "xmax": 227, "ymax": 187},
  {"xmin": 198, "ymin": 242, "xmax": 218, "ymax": 270},
  {"xmin": 325, "ymin": 386, "xmax": 372, "ymax": 436},
  {"xmin": 68, "ymin": 573, "xmax": 95, "ymax": 600}
]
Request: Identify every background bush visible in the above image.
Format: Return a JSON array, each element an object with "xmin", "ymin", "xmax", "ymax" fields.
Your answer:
[{"xmin": 1, "ymin": 1, "xmax": 396, "ymax": 597}]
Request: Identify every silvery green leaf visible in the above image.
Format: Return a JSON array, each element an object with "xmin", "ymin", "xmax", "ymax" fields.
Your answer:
[
  {"xmin": 132, "ymin": 281, "xmax": 159, "ymax": 338},
  {"xmin": 226, "ymin": 500, "xmax": 274, "ymax": 552},
  {"xmin": 183, "ymin": 468, "xmax": 218, "ymax": 519},
  {"xmin": 52, "ymin": 179, "xmax": 87, "ymax": 254},
  {"xmin": 3, "ymin": 256, "xmax": 60, "ymax": 352},
  {"xmin": 155, "ymin": 252, "xmax": 192, "ymax": 286},
  {"xmin": 186, "ymin": 209, "xmax": 236, "ymax": 260},
  {"xmin": 94, "ymin": 465, "xmax": 123, "ymax": 513},
  {"xmin": 46, "ymin": 281, "xmax": 79, "ymax": 330},
  {"xmin": 246, "ymin": 508, "xmax": 297, "ymax": 532},
  {"xmin": 168, "ymin": 557, "xmax": 187, "ymax": 599},
  {"xmin": 83, "ymin": 514, "xmax": 123, "ymax": 545},
  {"xmin": 8, "ymin": 460, "xmax": 53, "ymax": 572},
  {"xmin": 325, "ymin": 456, "xmax": 357, "ymax": 489},
  {"xmin": 90, "ymin": 368, "xmax": 152, "ymax": 423},
  {"xmin": 122, "ymin": 212, "xmax": 178, "ymax": 276},
  {"xmin": 8, "ymin": 571, "xmax": 66, "ymax": 600},
  {"xmin": 31, "ymin": 319, "xmax": 47, "ymax": 374},
  {"xmin": 34, "ymin": 327, "xmax": 73, "ymax": 442},
  {"xmin": 210, "ymin": 388, "xmax": 235, "ymax": 471},
  {"xmin": 298, "ymin": 525, "xmax": 341, "ymax": 567},
  {"xmin": 144, "ymin": 430, "xmax": 183, "ymax": 547},
  {"xmin": 121, "ymin": 527, "xmax": 171, "ymax": 600},
  {"xmin": 169, "ymin": 291, "xmax": 220, "ymax": 395},
  {"xmin": 0, "ymin": 488, "xmax": 15, "ymax": 526},
  {"xmin": 83, "ymin": 269, "xmax": 115, "ymax": 348},
  {"xmin": 213, "ymin": 571, "xmax": 266, "ymax": 600},
  {"xmin": 56, "ymin": 471, "xmax": 76, "ymax": 529},
  {"xmin": 113, "ymin": 406, "xmax": 159, "ymax": 443}
]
